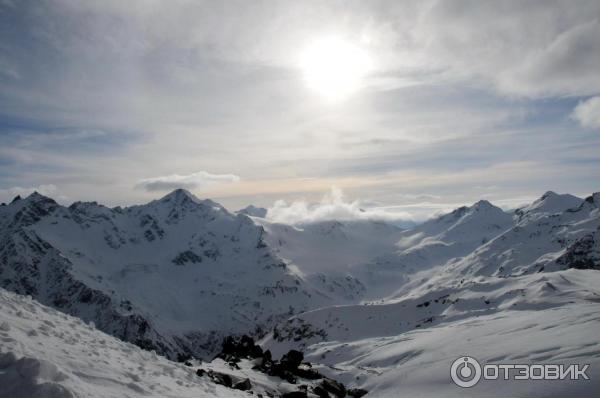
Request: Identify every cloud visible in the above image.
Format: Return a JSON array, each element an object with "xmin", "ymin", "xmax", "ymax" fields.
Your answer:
[
  {"xmin": 0, "ymin": 184, "xmax": 65, "ymax": 203},
  {"xmin": 266, "ymin": 187, "xmax": 417, "ymax": 225},
  {"xmin": 398, "ymin": 1, "xmax": 600, "ymax": 98},
  {"xmin": 136, "ymin": 171, "xmax": 240, "ymax": 192},
  {"xmin": 572, "ymin": 96, "xmax": 600, "ymax": 129},
  {"xmin": 1, "ymin": 1, "xmax": 599, "ymax": 209}
]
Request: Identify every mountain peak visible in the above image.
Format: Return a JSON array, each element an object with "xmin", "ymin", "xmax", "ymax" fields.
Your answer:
[
  {"xmin": 584, "ymin": 192, "xmax": 600, "ymax": 206},
  {"xmin": 159, "ymin": 188, "xmax": 200, "ymax": 204},
  {"xmin": 516, "ymin": 191, "xmax": 583, "ymax": 219},
  {"xmin": 21, "ymin": 192, "xmax": 58, "ymax": 209},
  {"xmin": 26, "ymin": 191, "xmax": 54, "ymax": 202},
  {"xmin": 540, "ymin": 191, "xmax": 558, "ymax": 200},
  {"xmin": 472, "ymin": 199, "xmax": 494, "ymax": 210},
  {"xmin": 237, "ymin": 205, "xmax": 268, "ymax": 218},
  {"xmin": 150, "ymin": 188, "xmax": 226, "ymax": 216}
]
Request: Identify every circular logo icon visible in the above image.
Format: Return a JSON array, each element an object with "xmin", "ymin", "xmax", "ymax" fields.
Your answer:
[{"xmin": 451, "ymin": 356, "xmax": 482, "ymax": 388}]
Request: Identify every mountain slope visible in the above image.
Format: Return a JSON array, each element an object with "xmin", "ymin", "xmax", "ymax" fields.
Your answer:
[
  {"xmin": 0, "ymin": 287, "xmax": 247, "ymax": 398},
  {"xmin": 391, "ymin": 200, "xmax": 514, "ymax": 270},
  {"xmin": 514, "ymin": 190, "xmax": 583, "ymax": 222},
  {"xmin": 446, "ymin": 192, "xmax": 600, "ymax": 278},
  {"xmin": 263, "ymin": 267, "xmax": 600, "ymax": 397}
]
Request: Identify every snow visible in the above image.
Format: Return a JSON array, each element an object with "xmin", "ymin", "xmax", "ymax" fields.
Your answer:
[
  {"xmin": 0, "ymin": 288, "xmax": 245, "ymax": 398},
  {"xmin": 263, "ymin": 269, "xmax": 600, "ymax": 397}
]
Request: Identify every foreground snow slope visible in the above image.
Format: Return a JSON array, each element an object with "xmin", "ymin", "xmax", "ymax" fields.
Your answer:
[{"xmin": 0, "ymin": 288, "xmax": 246, "ymax": 398}]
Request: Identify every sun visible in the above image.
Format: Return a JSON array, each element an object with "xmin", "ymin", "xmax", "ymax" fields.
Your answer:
[{"xmin": 300, "ymin": 37, "xmax": 372, "ymax": 101}]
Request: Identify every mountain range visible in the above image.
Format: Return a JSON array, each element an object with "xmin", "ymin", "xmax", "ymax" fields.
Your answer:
[{"xmin": 1, "ymin": 188, "xmax": 599, "ymax": 397}]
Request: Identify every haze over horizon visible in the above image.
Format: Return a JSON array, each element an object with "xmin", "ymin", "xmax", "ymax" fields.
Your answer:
[{"xmin": 1, "ymin": 1, "xmax": 599, "ymax": 217}]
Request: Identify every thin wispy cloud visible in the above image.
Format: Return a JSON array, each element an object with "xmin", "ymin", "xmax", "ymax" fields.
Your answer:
[{"xmin": 136, "ymin": 171, "xmax": 240, "ymax": 192}]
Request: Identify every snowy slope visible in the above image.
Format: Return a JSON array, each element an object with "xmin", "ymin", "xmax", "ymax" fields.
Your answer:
[
  {"xmin": 256, "ymin": 219, "xmax": 406, "ymax": 301},
  {"xmin": 445, "ymin": 192, "xmax": 600, "ymax": 278},
  {"xmin": 0, "ymin": 287, "xmax": 246, "ymax": 398},
  {"xmin": 0, "ymin": 189, "xmax": 329, "ymax": 360},
  {"xmin": 391, "ymin": 200, "xmax": 514, "ymax": 270},
  {"xmin": 263, "ymin": 269, "xmax": 600, "ymax": 397}
]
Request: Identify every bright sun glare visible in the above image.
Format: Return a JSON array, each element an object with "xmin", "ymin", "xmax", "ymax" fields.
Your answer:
[{"xmin": 300, "ymin": 37, "xmax": 372, "ymax": 101}]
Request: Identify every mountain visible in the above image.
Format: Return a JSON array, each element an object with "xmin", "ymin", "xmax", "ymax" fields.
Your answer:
[
  {"xmin": 391, "ymin": 200, "xmax": 514, "ymax": 270},
  {"xmin": 513, "ymin": 190, "xmax": 583, "ymax": 222},
  {"xmin": 446, "ymin": 192, "xmax": 600, "ymax": 277},
  {"xmin": 236, "ymin": 205, "xmax": 268, "ymax": 218},
  {"xmin": 0, "ymin": 189, "xmax": 329, "ymax": 360}
]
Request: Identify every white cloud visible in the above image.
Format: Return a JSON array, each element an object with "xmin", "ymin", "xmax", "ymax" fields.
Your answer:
[
  {"xmin": 266, "ymin": 187, "xmax": 416, "ymax": 225},
  {"xmin": 572, "ymin": 96, "xmax": 600, "ymax": 129},
  {"xmin": 0, "ymin": 184, "xmax": 64, "ymax": 203},
  {"xmin": 136, "ymin": 171, "xmax": 240, "ymax": 192}
]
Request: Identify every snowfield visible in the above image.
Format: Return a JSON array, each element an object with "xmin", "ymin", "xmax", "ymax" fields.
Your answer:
[{"xmin": 0, "ymin": 288, "xmax": 246, "ymax": 398}]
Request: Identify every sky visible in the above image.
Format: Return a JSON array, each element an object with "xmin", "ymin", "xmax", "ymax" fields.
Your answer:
[{"xmin": 0, "ymin": 0, "xmax": 599, "ymax": 221}]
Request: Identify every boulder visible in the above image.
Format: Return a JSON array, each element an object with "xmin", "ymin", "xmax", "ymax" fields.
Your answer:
[{"xmin": 280, "ymin": 349, "xmax": 304, "ymax": 371}]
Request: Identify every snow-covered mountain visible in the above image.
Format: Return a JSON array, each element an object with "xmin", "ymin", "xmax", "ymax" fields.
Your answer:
[
  {"xmin": 390, "ymin": 199, "xmax": 514, "ymax": 269},
  {"xmin": 447, "ymin": 192, "xmax": 600, "ymax": 277},
  {"xmin": 513, "ymin": 190, "xmax": 583, "ymax": 222},
  {"xmin": 0, "ymin": 189, "xmax": 333, "ymax": 360},
  {"xmin": 236, "ymin": 205, "xmax": 268, "ymax": 218}
]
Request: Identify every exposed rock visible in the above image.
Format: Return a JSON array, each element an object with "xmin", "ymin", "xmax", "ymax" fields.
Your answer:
[
  {"xmin": 280, "ymin": 349, "xmax": 304, "ymax": 371},
  {"xmin": 207, "ymin": 370, "xmax": 233, "ymax": 388},
  {"xmin": 233, "ymin": 378, "xmax": 252, "ymax": 391},
  {"xmin": 557, "ymin": 233, "xmax": 600, "ymax": 270},
  {"xmin": 219, "ymin": 335, "xmax": 264, "ymax": 361},
  {"xmin": 348, "ymin": 387, "xmax": 369, "ymax": 397},
  {"xmin": 294, "ymin": 364, "xmax": 323, "ymax": 380},
  {"xmin": 318, "ymin": 378, "xmax": 346, "ymax": 398}
]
